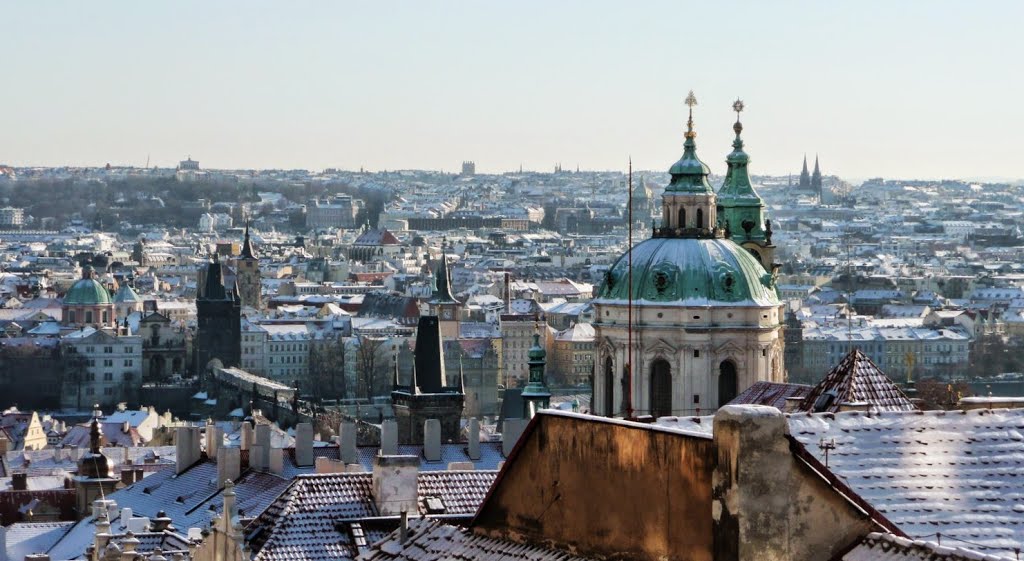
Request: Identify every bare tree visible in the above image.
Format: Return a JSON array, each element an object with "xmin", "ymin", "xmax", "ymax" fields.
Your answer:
[
  {"xmin": 354, "ymin": 335, "xmax": 389, "ymax": 401},
  {"xmin": 309, "ymin": 336, "xmax": 347, "ymax": 403}
]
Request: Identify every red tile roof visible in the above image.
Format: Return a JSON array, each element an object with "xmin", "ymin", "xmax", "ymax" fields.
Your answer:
[{"xmin": 799, "ymin": 349, "xmax": 917, "ymax": 413}]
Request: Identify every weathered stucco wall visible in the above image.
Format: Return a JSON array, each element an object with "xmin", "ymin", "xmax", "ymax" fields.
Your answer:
[
  {"xmin": 712, "ymin": 405, "xmax": 875, "ymax": 561},
  {"xmin": 474, "ymin": 414, "xmax": 714, "ymax": 561}
]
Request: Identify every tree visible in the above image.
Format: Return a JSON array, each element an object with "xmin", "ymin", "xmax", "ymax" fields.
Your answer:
[
  {"xmin": 354, "ymin": 335, "xmax": 389, "ymax": 401},
  {"xmin": 308, "ymin": 336, "xmax": 347, "ymax": 403}
]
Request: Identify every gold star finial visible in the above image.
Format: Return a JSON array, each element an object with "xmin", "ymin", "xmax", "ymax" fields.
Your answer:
[
  {"xmin": 684, "ymin": 90, "xmax": 698, "ymax": 138},
  {"xmin": 732, "ymin": 98, "xmax": 745, "ymax": 135}
]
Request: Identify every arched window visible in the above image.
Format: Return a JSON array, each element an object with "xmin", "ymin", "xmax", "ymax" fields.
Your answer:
[
  {"xmin": 719, "ymin": 360, "xmax": 738, "ymax": 407},
  {"xmin": 650, "ymin": 358, "xmax": 672, "ymax": 418},
  {"xmin": 696, "ymin": 208, "xmax": 704, "ymax": 229},
  {"xmin": 678, "ymin": 208, "xmax": 686, "ymax": 229},
  {"xmin": 603, "ymin": 356, "xmax": 614, "ymax": 417}
]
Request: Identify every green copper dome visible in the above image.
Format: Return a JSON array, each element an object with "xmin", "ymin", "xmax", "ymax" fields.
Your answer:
[
  {"xmin": 65, "ymin": 277, "xmax": 112, "ymax": 306},
  {"xmin": 595, "ymin": 237, "xmax": 779, "ymax": 306}
]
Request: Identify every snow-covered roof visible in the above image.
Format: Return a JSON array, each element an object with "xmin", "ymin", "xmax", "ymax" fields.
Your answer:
[{"xmin": 789, "ymin": 408, "xmax": 1024, "ymax": 556}]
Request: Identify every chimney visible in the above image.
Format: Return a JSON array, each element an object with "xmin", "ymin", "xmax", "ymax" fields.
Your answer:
[
  {"xmin": 120, "ymin": 470, "xmax": 136, "ymax": 486},
  {"xmin": 216, "ymin": 447, "xmax": 240, "ymax": 489},
  {"xmin": 381, "ymin": 420, "xmax": 398, "ymax": 456},
  {"xmin": 502, "ymin": 419, "xmax": 527, "ymax": 457},
  {"xmin": 294, "ymin": 423, "xmax": 314, "ymax": 467},
  {"xmin": 423, "ymin": 419, "xmax": 441, "ymax": 462},
  {"xmin": 253, "ymin": 424, "xmax": 271, "ymax": 471},
  {"xmin": 175, "ymin": 427, "xmax": 201, "ymax": 475},
  {"xmin": 782, "ymin": 397, "xmax": 804, "ymax": 413},
  {"xmin": 239, "ymin": 422, "xmax": 253, "ymax": 451},
  {"xmin": 205, "ymin": 423, "xmax": 221, "ymax": 459},
  {"xmin": 314, "ymin": 457, "xmax": 347, "ymax": 474},
  {"xmin": 712, "ymin": 405, "xmax": 793, "ymax": 561},
  {"xmin": 134, "ymin": 468, "xmax": 144, "ymax": 483},
  {"xmin": 467, "ymin": 418, "xmax": 480, "ymax": 461},
  {"xmin": 11, "ymin": 472, "xmax": 27, "ymax": 491},
  {"xmin": 340, "ymin": 421, "xmax": 358, "ymax": 464},
  {"xmin": 372, "ymin": 455, "xmax": 419, "ymax": 515},
  {"xmin": 268, "ymin": 448, "xmax": 284, "ymax": 476}
]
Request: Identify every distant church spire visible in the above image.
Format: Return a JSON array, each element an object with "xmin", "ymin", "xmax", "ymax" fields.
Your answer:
[
  {"xmin": 811, "ymin": 154, "xmax": 823, "ymax": 201},
  {"xmin": 799, "ymin": 154, "xmax": 811, "ymax": 190}
]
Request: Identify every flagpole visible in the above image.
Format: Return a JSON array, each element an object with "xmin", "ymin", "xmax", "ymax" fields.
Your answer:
[{"xmin": 626, "ymin": 157, "xmax": 634, "ymax": 420}]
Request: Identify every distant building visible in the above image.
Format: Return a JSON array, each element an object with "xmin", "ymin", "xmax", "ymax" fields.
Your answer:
[
  {"xmin": 461, "ymin": 161, "xmax": 476, "ymax": 176},
  {"xmin": 307, "ymin": 195, "xmax": 356, "ymax": 230},
  {"xmin": 61, "ymin": 328, "xmax": 142, "ymax": 409},
  {"xmin": 0, "ymin": 207, "xmax": 25, "ymax": 228}
]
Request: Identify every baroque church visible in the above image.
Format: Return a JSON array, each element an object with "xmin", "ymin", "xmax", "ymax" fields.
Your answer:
[{"xmin": 592, "ymin": 94, "xmax": 785, "ymax": 418}]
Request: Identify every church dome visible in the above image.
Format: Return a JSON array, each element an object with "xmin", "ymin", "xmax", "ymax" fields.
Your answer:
[
  {"xmin": 596, "ymin": 237, "xmax": 779, "ymax": 306},
  {"xmin": 65, "ymin": 268, "xmax": 112, "ymax": 306}
]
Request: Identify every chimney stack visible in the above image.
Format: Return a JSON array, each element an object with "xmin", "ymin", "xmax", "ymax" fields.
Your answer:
[
  {"xmin": 423, "ymin": 419, "xmax": 441, "ymax": 462},
  {"xmin": 340, "ymin": 421, "xmax": 358, "ymax": 464},
  {"xmin": 381, "ymin": 419, "xmax": 398, "ymax": 456},
  {"xmin": 11, "ymin": 472, "xmax": 27, "ymax": 491},
  {"xmin": 175, "ymin": 427, "xmax": 201, "ymax": 475},
  {"xmin": 467, "ymin": 418, "xmax": 480, "ymax": 461},
  {"xmin": 372, "ymin": 455, "xmax": 419, "ymax": 516},
  {"xmin": 252, "ymin": 424, "xmax": 271, "ymax": 471},
  {"xmin": 295, "ymin": 423, "xmax": 314, "ymax": 467},
  {"xmin": 239, "ymin": 422, "xmax": 253, "ymax": 451},
  {"xmin": 205, "ymin": 423, "xmax": 221, "ymax": 459},
  {"xmin": 216, "ymin": 447, "xmax": 240, "ymax": 489}
]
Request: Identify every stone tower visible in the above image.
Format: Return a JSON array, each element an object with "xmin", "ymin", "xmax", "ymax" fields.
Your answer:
[
  {"xmin": 235, "ymin": 223, "xmax": 262, "ymax": 309},
  {"xmin": 391, "ymin": 316, "xmax": 464, "ymax": 445},
  {"xmin": 194, "ymin": 255, "xmax": 241, "ymax": 374}
]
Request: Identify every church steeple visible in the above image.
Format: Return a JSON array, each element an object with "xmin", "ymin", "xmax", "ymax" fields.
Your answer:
[
  {"xmin": 811, "ymin": 155, "xmax": 823, "ymax": 201},
  {"xmin": 240, "ymin": 221, "xmax": 257, "ymax": 260},
  {"xmin": 799, "ymin": 154, "xmax": 811, "ymax": 190},
  {"xmin": 718, "ymin": 99, "xmax": 768, "ymax": 245},
  {"xmin": 659, "ymin": 91, "xmax": 719, "ymax": 237}
]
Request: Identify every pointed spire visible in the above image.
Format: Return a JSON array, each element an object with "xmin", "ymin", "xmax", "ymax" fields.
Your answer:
[
  {"xmin": 813, "ymin": 154, "xmax": 821, "ymax": 175},
  {"xmin": 240, "ymin": 221, "xmax": 257, "ymax": 259},
  {"xmin": 431, "ymin": 239, "xmax": 459, "ymax": 304},
  {"xmin": 802, "ymin": 154, "xmax": 809, "ymax": 174}
]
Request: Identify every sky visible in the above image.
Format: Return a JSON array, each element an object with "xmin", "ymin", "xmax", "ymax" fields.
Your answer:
[{"xmin": 2, "ymin": 1, "xmax": 1023, "ymax": 180}]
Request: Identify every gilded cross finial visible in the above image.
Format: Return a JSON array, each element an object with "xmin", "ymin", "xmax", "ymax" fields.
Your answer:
[{"xmin": 684, "ymin": 90, "xmax": 698, "ymax": 139}]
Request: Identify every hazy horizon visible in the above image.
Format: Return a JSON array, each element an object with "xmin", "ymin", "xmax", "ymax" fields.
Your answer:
[{"xmin": 3, "ymin": 1, "xmax": 1023, "ymax": 180}]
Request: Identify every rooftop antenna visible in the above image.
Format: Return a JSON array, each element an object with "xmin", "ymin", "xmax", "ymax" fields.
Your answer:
[{"xmin": 626, "ymin": 155, "xmax": 634, "ymax": 420}]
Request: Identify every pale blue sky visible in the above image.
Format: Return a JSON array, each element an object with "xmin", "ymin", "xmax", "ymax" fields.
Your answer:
[{"xmin": 2, "ymin": 1, "xmax": 1022, "ymax": 180}]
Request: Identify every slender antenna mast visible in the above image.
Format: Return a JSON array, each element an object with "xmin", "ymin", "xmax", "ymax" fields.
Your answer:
[{"xmin": 626, "ymin": 157, "xmax": 634, "ymax": 420}]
